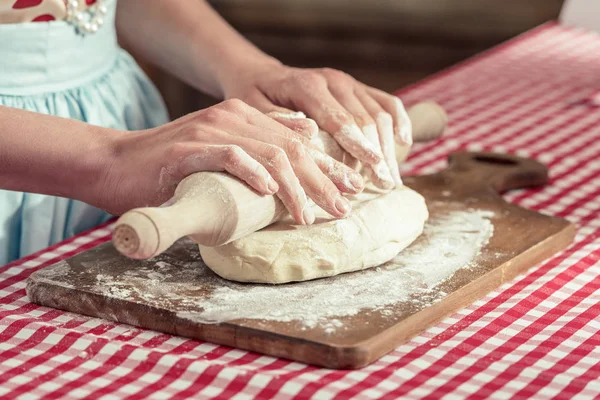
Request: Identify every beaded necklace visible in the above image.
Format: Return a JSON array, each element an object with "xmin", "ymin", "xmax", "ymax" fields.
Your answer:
[{"xmin": 64, "ymin": 0, "xmax": 107, "ymax": 34}]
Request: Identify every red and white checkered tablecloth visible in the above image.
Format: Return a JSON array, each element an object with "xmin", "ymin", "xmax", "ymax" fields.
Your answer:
[{"xmin": 1, "ymin": 22, "xmax": 599, "ymax": 399}]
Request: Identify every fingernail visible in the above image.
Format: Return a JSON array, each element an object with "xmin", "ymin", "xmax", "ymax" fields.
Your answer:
[
  {"xmin": 302, "ymin": 205, "xmax": 315, "ymax": 225},
  {"xmin": 349, "ymin": 171, "xmax": 364, "ymax": 192},
  {"xmin": 397, "ymin": 125, "xmax": 413, "ymax": 145},
  {"xmin": 388, "ymin": 164, "xmax": 403, "ymax": 187},
  {"xmin": 361, "ymin": 127, "xmax": 384, "ymax": 158},
  {"xmin": 304, "ymin": 118, "xmax": 319, "ymax": 138},
  {"xmin": 361, "ymin": 123, "xmax": 386, "ymax": 161},
  {"xmin": 394, "ymin": 98, "xmax": 413, "ymax": 145},
  {"xmin": 334, "ymin": 194, "xmax": 352, "ymax": 216},
  {"xmin": 394, "ymin": 173, "xmax": 403, "ymax": 186},
  {"xmin": 267, "ymin": 177, "xmax": 279, "ymax": 193},
  {"xmin": 160, "ymin": 197, "xmax": 175, "ymax": 207},
  {"xmin": 373, "ymin": 162, "xmax": 395, "ymax": 190}
]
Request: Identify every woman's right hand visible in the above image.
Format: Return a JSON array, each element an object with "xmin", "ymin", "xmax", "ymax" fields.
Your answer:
[{"xmin": 101, "ymin": 99, "xmax": 364, "ymax": 225}]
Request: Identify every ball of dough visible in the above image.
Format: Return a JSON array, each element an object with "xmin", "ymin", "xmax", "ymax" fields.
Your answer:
[{"xmin": 199, "ymin": 186, "xmax": 428, "ymax": 284}]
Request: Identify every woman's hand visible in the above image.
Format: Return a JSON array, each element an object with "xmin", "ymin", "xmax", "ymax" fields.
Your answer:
[
  {"xmin": 103, "ymin": 99, "xmax": 363, "ymax": 224},
  {"xmin": 222, "ymin": 63, "xmax": 413, "ymax": 189},
  {"xmin": 117, "ymin": 1, "xmax": 410, "ymax": 189}
]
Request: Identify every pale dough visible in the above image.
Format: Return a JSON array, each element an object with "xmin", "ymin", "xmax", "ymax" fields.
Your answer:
[{"xmin": 199, "ymin": 186, "xmax": 429, "ymax": 284}]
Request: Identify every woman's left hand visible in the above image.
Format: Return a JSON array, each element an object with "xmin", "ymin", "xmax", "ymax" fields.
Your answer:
[
  {"xmin": 118, "ymin": 1, "xmax": 410, "ymax": 189},
  {"xmin": 222, "ymin": 63, "xmax": 412, "ymax": 190}
]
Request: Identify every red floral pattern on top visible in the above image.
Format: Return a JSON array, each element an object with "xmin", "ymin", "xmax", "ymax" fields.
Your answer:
[
  {"xmin": 0, "ymin": 0, "xmax": 94, "ymax": 24},
  {"xmin": 31, "ymin": 13, "xmax": 54, "ymax": 21},
  {"xmin": 12, "ymin": 0, "xmax": 43, "ymax": 9}
]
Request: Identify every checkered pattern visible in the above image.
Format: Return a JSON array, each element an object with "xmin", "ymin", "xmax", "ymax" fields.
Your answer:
[{"xmin": 1, "ymin": 22, "xmax": 599, "ymax": 399}]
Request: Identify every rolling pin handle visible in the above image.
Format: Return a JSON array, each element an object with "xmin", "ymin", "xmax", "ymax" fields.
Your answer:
[
  {"xmin": 410, "ymin": 101, "xmax": 448, "ymax": 143},
  {"xmin": 396, "ymin": 101, "xmax": 447, "ymax": 164},
  {"xmin": 112, "ymin": 211, "xmax": 160, "ymax": 259}
]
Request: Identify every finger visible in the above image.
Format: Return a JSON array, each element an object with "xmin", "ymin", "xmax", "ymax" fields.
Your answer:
[
  {"xmin": 374, "ymin": 113, "xmax": 402, "ymax": 186},
  {"xmin": 256, "ymin": 143, "xmax": 318, "ymax": 225},
  {"xmin": 209, "ymin": 100, "xmax": 352, "ymax": 219},
  {"xmin": 284, "ymin": 140, "xmax": 352, "ymax": 219},
  {"xmin": 267, "ymin": 111, "xmax": 319, "ymax": 139},
  {"xmin": 328, "ymin": 85, "xmax": 395, "ymax": 189},
  {"xmin": 284, "ymin": 77, "xmax": 383, "ymax": 164},
  {"xmin": 246, "ymin": 131, "xmax": 352, "ymax": 219},
  {"xmin": 177, "ymin": 144, "xmax": 278, "ymax": 196},
  {"xmin": 186, "ymin": 130, "xmax": 312, "ymax": 225},
  {"xmin": 307, "ymin": 147, "xmax": 364, "ymax": 194},
  {"xmin": 223, "ymin": 100, "xmax": 311, "ymax": 145},
  {"xmin": 356, "ymin": 90, "xmax": 402, "ymax": 186},
  {"xmin": 365, "ymin": 86, "xmax": 413, "ymax": 146},
  {"xmin": 219, "ymin": 105, "xmax": 352, "ymax": 217}
]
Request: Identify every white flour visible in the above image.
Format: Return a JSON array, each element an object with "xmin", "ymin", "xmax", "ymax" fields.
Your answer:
[
  {"xmin": 178, "ymin": 208, "xmax": 495, "ymax": 328},
  {"xmin": 90, "ymin": 208, "xmax": 495, "ymax": 332}
]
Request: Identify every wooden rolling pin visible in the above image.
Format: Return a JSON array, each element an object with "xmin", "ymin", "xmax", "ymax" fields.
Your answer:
[{"xmin": 113, "ymin": 101, "xmax": 448, "ymax": 259}]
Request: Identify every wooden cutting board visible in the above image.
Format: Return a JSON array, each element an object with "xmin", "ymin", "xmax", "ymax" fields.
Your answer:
[{"xmin": 26, "ymin": 152, "xmax": 575, "ymax": 369}]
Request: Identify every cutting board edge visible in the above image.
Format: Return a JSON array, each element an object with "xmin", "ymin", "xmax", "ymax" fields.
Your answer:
[
  {"xmin": 25, "ymin": 275, "xmax": 374, "ymax": 369},
  {"xmin": 25, "ymin": 220, "xmax": 576, "ymax": 370},
  {"xmin": 336, "ymin": 219, "xmax": 577, "ymax": 368}
]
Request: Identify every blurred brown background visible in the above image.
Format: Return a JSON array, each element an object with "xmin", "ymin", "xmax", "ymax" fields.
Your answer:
[{"xmin": 130, "ymin": 0, "xmax": 564, "ymax": 119}]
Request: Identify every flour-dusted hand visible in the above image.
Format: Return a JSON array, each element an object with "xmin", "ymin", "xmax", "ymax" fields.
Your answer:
[
  {"xmin": 223, "ymin": 63, "xmax": 412, "ymax": 188},
  {"xmin": 103, "ymin": 99, "xmax": 362, "ymax": 224},
  {"xmin": 116, "ymin": 1, "xmax": 407, "ymax": 192}
]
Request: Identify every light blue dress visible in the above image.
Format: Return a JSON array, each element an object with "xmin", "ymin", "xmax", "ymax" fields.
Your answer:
[{"xmin": 0, "ymin": 0, "xmax": 169, "ymax": 264}]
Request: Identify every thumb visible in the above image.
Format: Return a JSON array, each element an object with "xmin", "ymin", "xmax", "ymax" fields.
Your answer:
[
  {"xmin": 239, "ymin": 89, "xmax": 319, "ymax": 139},
  {"xmin": 266, "ymin": 110, "xmax": 319, "ymax": 139}
]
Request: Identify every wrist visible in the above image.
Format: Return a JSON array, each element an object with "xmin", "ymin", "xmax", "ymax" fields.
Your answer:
[
  {"xmin": 75, "ymin": 126, "xmax": 122, "ymax": 211},
  {"xmin": 214, "ymin": 52, "xmax": 283, "ymax": 99}
]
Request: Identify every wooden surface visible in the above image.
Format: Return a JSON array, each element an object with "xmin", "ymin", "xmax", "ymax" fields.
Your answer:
[{"xmin": 26, "ymin": 152, "xmax": 575, "ymax": 369}]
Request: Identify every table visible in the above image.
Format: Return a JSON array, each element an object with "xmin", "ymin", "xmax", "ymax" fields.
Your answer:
[{"xmin": 1, "ymin": 22, "xmax": 599, "ymax": 399}]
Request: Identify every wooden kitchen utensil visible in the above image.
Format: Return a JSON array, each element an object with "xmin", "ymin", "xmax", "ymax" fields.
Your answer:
[
  {"xmin": 27, "ymin": 151, "xmax": 575, "ymax": 369},
  {"xmin": 112, "ymin": 101, "xmax": 448, "ymax": 260}
]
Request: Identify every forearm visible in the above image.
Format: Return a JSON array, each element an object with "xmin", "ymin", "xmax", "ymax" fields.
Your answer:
[
  {"xmin": 0, "ymin": 106, "xmax": 114, "ymax": 204},
  {"xmin": 116, "ymin": 0, "xmax": 278, "ymax": 99}
]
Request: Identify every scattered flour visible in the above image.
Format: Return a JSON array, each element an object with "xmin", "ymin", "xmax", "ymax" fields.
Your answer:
[
  {"xmin": 178, "ymin": 208, "xmax": 495, "ymax": 328},
  {"xmin": 90, "ymin": 208, "xmax": 495, "ymax": 332},
  {"xmin": 96, "ymin": 274, "xmax": 133, "ymax": 299}
]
